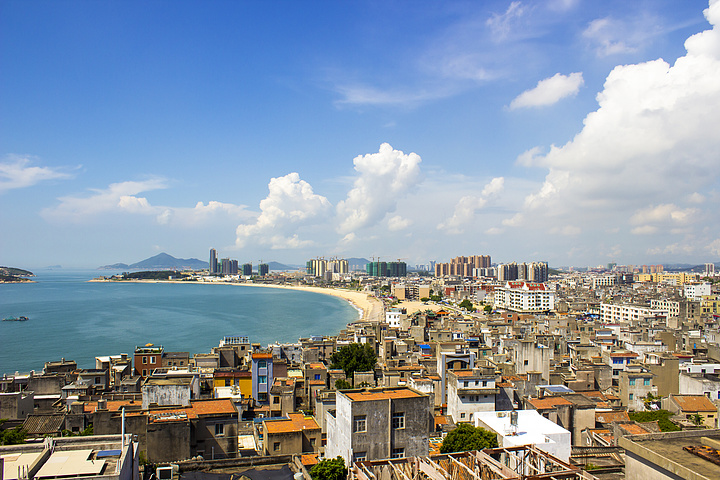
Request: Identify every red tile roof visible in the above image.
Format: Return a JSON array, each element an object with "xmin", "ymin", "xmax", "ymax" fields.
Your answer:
[
  {"xmin": 671, "ymin": 394, "xmax": 718, "ymax": 412},
  {"xmin": 264, "ymin": 413, "xmax": 320, "ymax": 434}
]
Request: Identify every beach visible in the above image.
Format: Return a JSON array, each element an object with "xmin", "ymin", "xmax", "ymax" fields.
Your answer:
[{"xmin": 239, "ymin": 283, "xmax": 384, "ymax": 323}]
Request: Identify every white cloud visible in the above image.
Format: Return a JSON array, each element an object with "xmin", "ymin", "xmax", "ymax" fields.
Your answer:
[
  {"xmin": 387, "ymin": 215, "xmax": 412, "ymax": 231},
  {"xmin": 582, "ymin": 13, "xmax": 665, "ymax": 57},
  {"xmin": 43, "ymin": 179, "xmax": 168, "ymax": 221},
  {"xmin": 509, "ymin": 72, "xmax": 584, "ymax": 109},
  {"xmin": 438, "ymin": 177, "xmax": 505, "ymax": 234},
  {"xmin": 487, "ymin": 1, "xmax": 526, "ymax": 41},
  {"xmin": 235, "ymin": 172, "xmax": 331, "ymax": 249},
  {"xmin": 630, "ymin": 204, "xmax": 697, "ymax": 226},
  {"xmin": 43, "ymin": 178, "xmax": 250, "ymax": 227},
  {"xmin": 336, "ymin": 143, "xmax": 422, "ymax": 234},
  {"xmin": 500, "ymin": 0, "xmax": 720, "ymax": 260},
  {"xmin": 0, "ymin": 155, "xmax": 74, "ymax": 193}
]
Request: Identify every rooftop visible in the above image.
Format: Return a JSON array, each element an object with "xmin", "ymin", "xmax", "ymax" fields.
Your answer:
[{"xmin": 344, "ymin": 387, "xmax": 424, "ymax": 402}]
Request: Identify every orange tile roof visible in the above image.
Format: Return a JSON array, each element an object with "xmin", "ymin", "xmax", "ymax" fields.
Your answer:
[
  {"xmin": 191, "ymin": 398, "xmax": 238, "ymax": 416},
  {"xmin": 264, "ymin": 413, "xmax": 320, "ymax": 434},
  {"xmin": 253, "ymin": 353, "xmax": 272, "ymax": 359},
  {"xmin": 609, "ymin": 352, "xmax": 638, "ymax": 357},
  {"xmin": 596, "ymin": 411, "xmax": 630, "ymax": 424},
  {"xmin": 83, "ymin": 399, "xmax": 138, "ymax": 413},
  {"xmin": 527, "ymin": 397, "xmax": 572, "ymax": 410},
  {"xmin": 671, "ymin": 394, "xmax": 718, "ymax": 412},
  {"xmin": 619, "ymin": 423, "xmax": 651, "ymax": 435},
  {"xmin": 307, "ymin": 363, "xmax": 327, "ymax": 370},
  {"xmin": 345, "ymin": 388, "xmax": 422, "ymax": 402},
  {"xmin": 308, "ymin": 380, "xmax": 326, "ymax": 385},
  {"xmin": 300, "ymin": 454, "xmax": 319, "ymax": 467}
]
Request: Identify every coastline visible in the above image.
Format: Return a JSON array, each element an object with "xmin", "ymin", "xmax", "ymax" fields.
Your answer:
[{"xmin": 89, "ymin": 278, "xmax": 385, "ymax": 323}]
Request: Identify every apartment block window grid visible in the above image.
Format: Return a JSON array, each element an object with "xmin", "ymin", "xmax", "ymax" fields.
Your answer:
[{"xmin": 391, "ymin": 448, "xmax": 405, "ymax": 459}]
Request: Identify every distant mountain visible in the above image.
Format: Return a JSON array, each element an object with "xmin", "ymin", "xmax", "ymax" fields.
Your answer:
[
  {"xmin": 267, "ymin": 261, "xmax": 302, "ymax": 271},
  {"xmin": 98, "ymin": 253, "xmax": 208, "ymax": 271},
  {"xmin": 348, "ymin": 257, "xmax": 370, "ymax": 271}
]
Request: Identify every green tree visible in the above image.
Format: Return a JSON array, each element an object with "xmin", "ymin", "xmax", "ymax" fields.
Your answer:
[
  {"xmin": 440, "ymin": 424, "xmax": 498, "ymax": 453},
  {"xmin": 430, "ymin": 294, "xmax": 442, "ymax": 302},
  {"xmin": 459, "ymin": 299, "xmax": 476, "ymax": 312},
  {"xmin": 691, "ymin": 413, "xmax": 704, "ymax": 426},
  {"xmin": 330, "ymin": 343, "xmax": 376, "ymax": 379},
  {"xmin": 0, "ymin": 426, "xmax": 28, "ymax": 445},
  {"xmin": 420, "ymin": 297, "xmax": 430, "ymax": 302},
  {"xmin": 310, "ymin": 456, "xmax": 347, "ymax": 480},
  {"xmin": 335, "ymin": 379, "xmax": 352, "ymax": 390},
  {"xmin": 483, "ymin": 305, "xmax": 492, "ymax": 313}
]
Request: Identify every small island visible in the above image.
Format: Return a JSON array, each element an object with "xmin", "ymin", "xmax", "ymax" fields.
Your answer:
[{"xmin": 0, "ymin": 266, "xmax": 35, "ymax": 283}]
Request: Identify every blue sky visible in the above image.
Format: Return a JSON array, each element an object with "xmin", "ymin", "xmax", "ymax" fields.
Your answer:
[{"xmin": 2, "ymin": 0, "xmax": 719, "ymax": 269}]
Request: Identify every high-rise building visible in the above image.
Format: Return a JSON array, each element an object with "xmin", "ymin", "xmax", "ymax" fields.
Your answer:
[
  {"xmin": 706, "ymin": 263, "xmax": 716, "ymax": 276},
  {"xmin": 258, "ymin": 263, "xmax": 269, "ymax": 276},
  {"xmin": 242, "ymin": 263, "xmax": 253, "ymax": 276},
  {"xmin": 209, "ymin": 248, "xmax": 218, "ymax": 274},
  {"xmin": 434, "ymin": 255, "xmax": 491, "ymax": 278}
]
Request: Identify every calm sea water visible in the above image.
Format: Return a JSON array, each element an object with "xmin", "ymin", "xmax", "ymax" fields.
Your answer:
[{"xmin": 0, "ymin": 270, "xmax": 358, "ymax": 375}]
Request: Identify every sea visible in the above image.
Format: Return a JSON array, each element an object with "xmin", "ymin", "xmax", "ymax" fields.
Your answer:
[{"xmin": 0, "ymin": 270, "xmax": 359, "ymax": 376}]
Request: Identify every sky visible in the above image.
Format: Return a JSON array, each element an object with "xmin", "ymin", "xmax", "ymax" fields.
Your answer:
[{"xmin": 1, "ymin": 0, "xmax": 719, "ymax": 269}]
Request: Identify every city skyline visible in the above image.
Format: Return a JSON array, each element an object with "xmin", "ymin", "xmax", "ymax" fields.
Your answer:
[{"xmin": 2, "ymin": 1, "xmax": 719, "ymax": 269}]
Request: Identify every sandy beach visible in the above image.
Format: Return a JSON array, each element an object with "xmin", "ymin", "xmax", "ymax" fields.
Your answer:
[{"xmin": 240, "ymin": 283, "xmax": 384, "ymax": 323}]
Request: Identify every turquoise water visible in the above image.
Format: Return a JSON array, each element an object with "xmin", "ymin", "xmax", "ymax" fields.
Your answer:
[{"xmin": 0, "ymin": 270, "xmax": 358, "ymax": 375}]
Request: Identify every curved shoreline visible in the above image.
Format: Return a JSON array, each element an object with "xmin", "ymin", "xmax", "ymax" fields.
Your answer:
[{"xmin": 89, "ymin": 278, "xmax": 385, "ymax": 323}]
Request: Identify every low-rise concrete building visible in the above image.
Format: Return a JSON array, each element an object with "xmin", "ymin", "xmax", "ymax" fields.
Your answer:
[{"xmin": 325, "ymin": 387, "xmax": 432, "ymax": 464}]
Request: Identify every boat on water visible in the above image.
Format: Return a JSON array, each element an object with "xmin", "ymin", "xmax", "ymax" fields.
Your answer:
[{"xmin": 2, "ymin": 316, "xmax": 29, "ymax": 322}]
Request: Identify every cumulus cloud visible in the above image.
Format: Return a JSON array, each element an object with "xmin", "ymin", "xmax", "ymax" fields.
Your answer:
[
  {"xmin": 387, "ymin": 215, "xmax": 412, "ymax": 232},
  {"xmin": 500, "ymin": 0, "xmax": 720, "ymax": 256},
  {"xmin": 438, "ymin": 177, "xmax": 504, "ymax": 234},
  {"xmin": 336, "ymin": 143, "xmax": 422, "ymax": 234},
  {"xmin": 43, "ymin": 178, "xmax": 250, "ymax": 227},
  {"xmin": 509, "ymin": 72, "xmax": 584, "ymax": 109},
  {"xmin": 0, "ymin": 155, "xmax": 74, "ymax": 193},
  {"xmin": 235, "ymin": 172, "xmax": 331, "ymax": 249}
]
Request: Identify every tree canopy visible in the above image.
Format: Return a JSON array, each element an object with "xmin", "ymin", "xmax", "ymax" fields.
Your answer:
[
  {"xmin": 440, "ymin": 424, "xmax": 498, "ymax": 453},
  {"xmin": 310, "ymin": 456, "xmax": 347, "ymax": 480},
  {"xmin": 459, "ymin": 299, "xmax": 476, "ymax": 312},
  {"xmin": 330, "ymin": 343, "xmax": 376, "ymax": 379}
]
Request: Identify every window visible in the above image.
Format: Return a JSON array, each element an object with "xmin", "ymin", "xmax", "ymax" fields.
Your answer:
[
  {"xmin": 150, "ymin": 357, "xmax": 156, "ymax": 364},
  {"xmin": 273, "ymin": 442, "xmax": 281, "ymax": 451},
  {"xmin": 644, "ymin": 379, "xmax": 650, "ymax": 386},
  {"xmin": 273, "ymin": 396, "xmax": 280, "ymax": 404},
  {"xmin": 314, "ymin": 374, "xmax": 321, "ymax": 380},
  {"xmin": 142, "ymin": 369, "xmax": 147, "ymax": 376},
  {"xmin": 258, "ymin": 375, "xmax": 267, "ymax": 384},
  {"xmin": 142, "ymin": 357, "xmax": 147, "ymax": 364},
  {"xmin": 258, "ymin": 360, "xmax": 267, "ymax": 368},
  {"xmin": 310, "ymin": 438, "xmax": 316, "ymax": 447},
  {"xmin": 354, "ymin": 452, "xmax": 367, "ymax": 462},
  {"xmin": 258, "ymin": 393, "xmax": 267, "ymax": 402},
  {"xmin": 391, "ymin": 448, "xmax": 405, "ymax": 459},
  {"xmin": 629, "ymin": 393, "xmax": 634, "ymax": 400},
  {"xmin": 464, "ymin": 381, "xmax": 469, "ymax": 387},
  {"xmin": 460, "ymin": 412, "xmax": 466, "ymax": 419},
  {"xmin": 613, "ymin": 358, "xmax": 622, "ymax": 364},
  {"xmin": 354, "ymin": 415, "xmax": 367, "ymax": 432},
  {"xmin": 215, "ymin": 423, "xmax": 224, "ymax": 436},
  {"xmin": 392, "ymin": 412, "xmax": 405, "ymax": 429},
  {"xmin": 482, "ymin": 380, "xmax": 488, "ymax": 387},
  {"xmin": 523, "ymin": 360, "xmax": 529, "ymax": 366},
  {"xmin": 629, "ymin": 379, "xmax": 635, "ymax": 386}
]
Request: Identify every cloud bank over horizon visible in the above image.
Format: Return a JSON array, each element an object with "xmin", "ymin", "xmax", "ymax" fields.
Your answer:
[{"xmin": 2, "ymin": 0, "xmax": 718, "ymax": 268}]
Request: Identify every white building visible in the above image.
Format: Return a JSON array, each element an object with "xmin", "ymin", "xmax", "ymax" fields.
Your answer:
[
  {"xmin": 493, "ymin": 281, "xmax": 555, "ymax": 313},
  {"xmin": 474, "ymin": 410, "xmax": 571, "ymax": 462},
  {"xmin": 446, "ymin": 370, "xmax": 498, "ymax": 423},
  {"xmin": 600, "ymin": 303, "xmax": 667, "ymax": 323},
  {"xmin": 684, "ymin": 282, "xmax": 712, "ymax": 301}
]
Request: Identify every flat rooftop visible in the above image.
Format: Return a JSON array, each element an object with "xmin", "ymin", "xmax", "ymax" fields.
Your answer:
[{"xmin": 620, "ymin": 429, "xmax": 720, "ymax": 479}]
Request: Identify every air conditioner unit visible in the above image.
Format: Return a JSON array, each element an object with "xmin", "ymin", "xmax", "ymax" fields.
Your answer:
[{"xmin": 156, "ymin": 467, "xmax": 173, "ymax": 480}]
